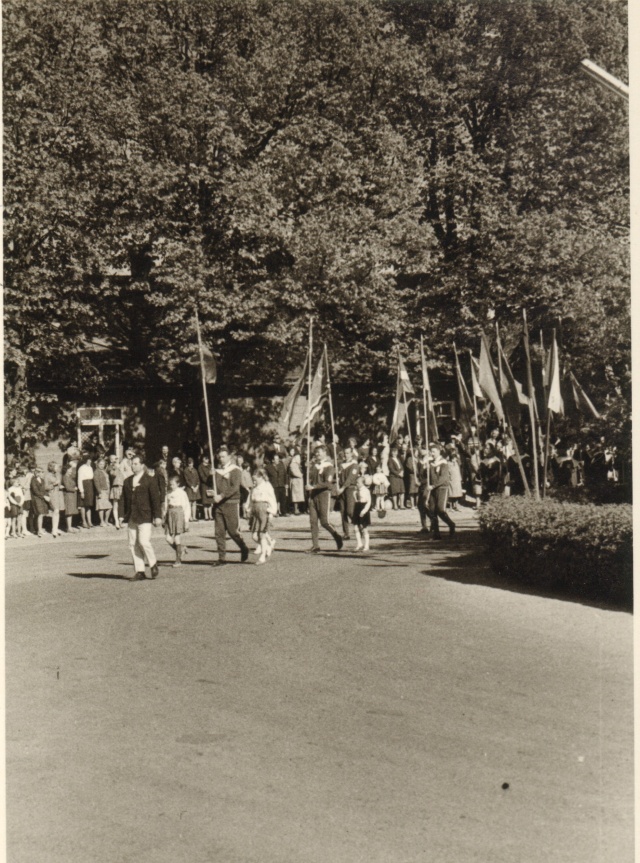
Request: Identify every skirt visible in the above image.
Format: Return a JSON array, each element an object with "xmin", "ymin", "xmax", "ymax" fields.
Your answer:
[
  {"xmin": 49, "ymin": 488, "xmax": 65, "ymax": 511},
  {"xmin": 4, "ymin": 505, "xmax": 10, "ymax": 519},
  {"xmin": 165, "ymin": 505, "xmax": 186, "ymax": 536},
  {"xmin": 109, "ymin": 485, "xmax": 123, "ymax": 501},
  {"xmin": 81, "ymin": 479, "xmax": 95, "ymax": 507},
  {"xmin": 353, "ymin": 502, "xmax": 371, "ymax": 528},
  {"xmin": 186, "ymin": 486, "xmax": 199, "ymax": 502},
  {"xmin": 373, "ymin": 483, "xmax": 387, "ymax": 496},
  {"xmin": 404, "ymin": 472, "xmax": 418, "ymax": 495},
  {"xmin": 9, "ymin": 504, "xmax": 21, "ymax": 518},
  {"xmin": 96, "ymin": 489, "xmax": 111, "ymax": 511},
  {"xmin": 64, "ymin": 492, "xmax": 79, "ymax": 516},
  {"xmin": 389, "ymin": 475, "xmax": 404, "ymax": 496},
  {"xmin": 31, "ymin": 496, "xmax": 49, "ymax": 516},
  {"xmin": 250, "ymin": 501, "xmax": 270, "ymax": 533}
]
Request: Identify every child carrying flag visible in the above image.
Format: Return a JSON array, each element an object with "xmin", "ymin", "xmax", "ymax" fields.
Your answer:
[{"xmin": 248, "ymin": 468, "xmax": 277, "ymax": 565}]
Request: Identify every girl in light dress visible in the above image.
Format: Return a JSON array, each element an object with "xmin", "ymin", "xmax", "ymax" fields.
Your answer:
[
  {"xmin": 353, "ymin": 474, "xmax": 373, "ymax": 552},
  {"xmin": 371, "ymin": 464, "xmax": 390, "ymax": 516},
  {"xmin": 248, "ymin": 468, "xmax": 277, "ymax": 565},
  {"xmin": 6, "ymin": 472, "xmax": 24, "ymax": 538},
  {"xmin": 164, "ymin": 475, "xmax": 191, "ymax": 566}
]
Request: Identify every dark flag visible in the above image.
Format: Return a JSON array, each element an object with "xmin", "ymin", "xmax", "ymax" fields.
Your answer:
[
  {"xmin": 390, "ymin": 355, "xmax": 415, "ymax": 443},
  {"xmin": 188, "ymin": 342, "xmax": 217, "ymax": 384},
  {"xmin": 278, "ymin": 353, "xmax": 309, "ymax": 433},
  {"xmin": 565, "ymin": 371, "xmax": 600, "ymax": 419},
  {"xmin": 498, "ymin": 342, "xmax": 523, "ymax": 431},
  {"xmin": 454, "ymin": 346, "xmax": 474, "ymax": 437},
  {"xmin": 479, "ymin": 333, "xmax": 504, "ymax": 422}
]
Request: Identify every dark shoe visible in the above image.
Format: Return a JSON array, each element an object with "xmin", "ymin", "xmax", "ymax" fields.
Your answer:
[
  {"xmin": 432, "ymin": 534, "xmax": 443, "ymax": 540},
  {"xmin": 149, "ymin": 563, "xmax": 159, "ymax": 579},
  {"xmin": 130, "ymin": 572, "xmax": 146, "ymax": 581},
  {"xmin": 240, "ymin": 545, "xmax": 249, "ymax": 563},
  {"xmin": 212, "ymin": 560, "xmax": 227, "ymax": 567},
  {"xmin": 335, "ymin": 534, "xmax": 344, "ymax": 551},
  {"xmin": 306, "ymin": 547, "xmax": 320, "ymax": 554},
  {"xmin": 449, "ymin": 524, "xmax": 456, "ymax": 537}
]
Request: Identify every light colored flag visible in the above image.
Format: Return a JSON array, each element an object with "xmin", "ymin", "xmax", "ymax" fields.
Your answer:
[
  {"xmin": 390, "ymin": 355, "xmax": 415, "ymax": 443},
  {"xmin": 469, "ymin": 353, "xmax": 483, "ymax": 400},
  {"xmin": 278, "ymin": 353, "xmax": 309, "ymax": 432},
  {"xmin": 302, "ymin": 354, "xmax": 328, "ymax": 428},
  {"xmin": 547, "ymin": 333, "xmax": 564, "ymax": 416},
  {"xmin": 479, "ymin": 333, "xmax": 504, "ymax": 422}
]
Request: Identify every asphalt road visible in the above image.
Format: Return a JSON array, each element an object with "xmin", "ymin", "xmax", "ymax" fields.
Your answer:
[{"xmin": 5, "ymin": 507, "xmax": 634, "ymax": 863}]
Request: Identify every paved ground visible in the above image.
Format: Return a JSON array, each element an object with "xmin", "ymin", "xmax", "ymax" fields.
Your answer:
[{"xmin": 5, "ymin": 506, "xmax": 634, "ymax": 863}]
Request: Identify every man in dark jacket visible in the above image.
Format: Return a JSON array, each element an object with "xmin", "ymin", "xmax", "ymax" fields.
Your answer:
[
  {"xmin": 212, "ymin": 447, "xmax": 250, "ymax": 567},
  {"xmin": 265, "ymin": 453, "xmax": 288, "ymax": 516},
  {"xmin": 337, "ymin": 447, "xmax": 358, "ymax": 540},
  {"xmin": 426, "ymin": 443, "xmax": 456, "ymax": 539},
  {"xmin": 122, "ymin": 455, "xmax": 163, "ymax": 581}
]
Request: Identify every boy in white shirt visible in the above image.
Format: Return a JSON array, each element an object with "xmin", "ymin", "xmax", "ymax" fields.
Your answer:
[{"xmin": 353, "ymin": 474, "xmax": 373, "ymax": 552}]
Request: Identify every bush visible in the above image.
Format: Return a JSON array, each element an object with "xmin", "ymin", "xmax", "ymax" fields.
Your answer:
[{"xmin": 478, "ymin": 497, "xmax": 633, "ymax": 608}]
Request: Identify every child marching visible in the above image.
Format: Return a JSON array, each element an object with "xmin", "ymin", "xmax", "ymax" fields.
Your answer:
[
  {"xmin": 165, "ymin": 475, "xmax": 191, "ymax": 567},
  {"xmin": 353, "ymin": 474, "xmax": 373, "ymax": 553},
  {"xmin": 248, "ymin": 468, "xmax": 277, "ymax": 565}
]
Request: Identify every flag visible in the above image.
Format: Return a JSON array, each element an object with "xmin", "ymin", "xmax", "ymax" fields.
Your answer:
[
  {"xmin": 566, "ymin": 371, "xmax": 600, "ymax": 419},
  {"xmin": 454, "ymin": 347, "xmax": 474, "ymax": 437},
  {"xmin": 278, "ymin": 353, "xmax": 309, "ymax": 432},
  {"xmin": 498, "ymin": 343, "xmax": 523, "ymax": 430},
  {"xmin": 302, "ymin": 354, "xmax": 328, "ymax": 428},
  {"xmin": 478, "ymin": 333, "xmax": 504, "ymax": 422},
  {"xmin": 188, "ymin": 342, "xmax": 217, "ymax": 383},
  {"xmin": 547, "ymin": 333, "xmax": 564, "ymax": 416},
  {"xmin": 420, "ymin": 341, "xmax": 440, "ymax": 441},
  {"xmin": 390, "ymin": 355, "xmax": 415, "ymax": 443},
  {"xmin": 469, "ymin": 353, "xmax": 483, "ymax": 400}
]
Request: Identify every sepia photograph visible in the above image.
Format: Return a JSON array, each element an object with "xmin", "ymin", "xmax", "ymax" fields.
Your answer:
[{"xmin": 3, "ymin": 1, "xmax": 632, "ymax": 861}]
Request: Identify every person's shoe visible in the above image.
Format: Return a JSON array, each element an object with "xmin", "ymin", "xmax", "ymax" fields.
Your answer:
[
  {"xmin": 149, "ymin": 563, "xmax": 159, "ymax": 579},
  {"xmin": 130, "ymin": 572, "xmax": 146, "ymax": 581},
  {"xmin": 172, "ymin": 561, "xmax": 182, "ymax": 568},
  {"xmin": 255, "ymin": 557, "xmax": 266, "ymax": 566},
  {"xmin": 355, "ymin": 545, "xmax": 363, "ymax": 552},
  {"xmin": 241, "ymin": 545, "xmax": 249, "ymax": 563},
  {"xmin": 449, "ymin": 524, "xmax": 456, "ymax": 537},
  {"xmin": 306, "ymin": 547, "xmax": 320, "ymax": 554},
  {"xmin": 335, "ymin": 534, "xmax": 344, "ymax": 551},
  {"xmin": 266, "ymin": 539, "xmax": 276, "ymax": 558},
  {"xmin": 212, "ymin": 560, "xmax": 227, "ymax": 567},
  {"xmin": 431, "ymin": 533, "xmax": 443, "ymax": 540}
]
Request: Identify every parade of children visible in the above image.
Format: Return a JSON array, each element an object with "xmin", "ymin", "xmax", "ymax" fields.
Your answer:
[{"xmin": 4, "ymin": 417, "xmax": 622, "ymax": 582}]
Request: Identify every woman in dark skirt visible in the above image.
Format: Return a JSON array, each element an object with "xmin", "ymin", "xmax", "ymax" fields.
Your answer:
[
  {"xmin": 62, "ymin": 463, "xmax": 80, "ymax": 532},
  {"xmin": 77, "ymin": 454, "xmax": 95, "ymax": 529},
  {"xmin": 198, "ymin": 456, "xmax": 213, "ymax": 520},
  {"xmin": 403, "ymin": 446, "xmax": 418, "ymax": 509},
  {"xmin": 30, "ymin": 467, "xmax": 50, "ymax": 537},
  {"xmin": 388, "ymin": 446, "xmax": 405, "ymax": 509}
]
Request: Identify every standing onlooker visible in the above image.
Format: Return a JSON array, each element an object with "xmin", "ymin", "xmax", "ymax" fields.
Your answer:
[
  {"xmin": 107, "ymin": 454, "xmax": 125, "ymax": 528},
  {"xmin": 265, "ymin": 453, "xmax": 288, "ymax": 516},
  {"xmin": 122, "ymin": 455, "xmax": 163, "ymax": 581},
  {"xmin": 337, "ymin": 447, "xmax": 358, "ymax": 540},
  {"xmin": 287, "ymin": 447, "xmax": 305, "ymax": 515},
  {"xmin": 77, "ymin": 455, "xmax": 95, "ymax": 529},
  {"xmin": 183, "ymin": 457, "xmax": 200, "ymax": 521},
  {"xmin": 388, "ymin": 446, "xmax": 404, "ymax": 510},
  {"xmin": 19, "ymin": 465, "xmax": 34, "ymax": 536},
  {"xmin": 154, "ymin": 460, "xmax": 168, "ymax": 516},
  {"xmin": 445, "ymin": 444, "xmax": 464, "ymax": 511},
  {"xmin": 169, "ymin": 456, "xmax": 185, "ymax": 487},
  {"xmin": 44, "ymin": 461, "xmax": 64, "ymax": 537},
  {"xmin": 237, "ymin": 455, "xmax": 253, "ymax": 520},
  {"xmin": 403, "ymin": 445, "xmax": 418, "ymax": 509},
  {"xmin": 198, "ymin": 456, "xmax": 213, "ymax": 520},
  {"xmin": 93, "ymin": 457, "xmax": 111, "ymax": 527},
  {"xmin": 30, "ymin": 467, "xmax": 50, "ymax": 537},
  {"xmin": 7, "ymin": 472, "xmax": 24, "ymax": 538},
  {"xmin": 62, "ymin": 462, "xmax": 80, "ymax": 532},
  {"xmin": 479, "ymin": 444, "xmax": 503, "ymax": 501},
  {"xmin": 119, "ymin": 447, "xmax": 135, "ymax": 482}
]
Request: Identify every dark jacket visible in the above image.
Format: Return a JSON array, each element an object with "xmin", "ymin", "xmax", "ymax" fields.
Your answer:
[
  {"xmin": 215, "ymin": 465, "xmax": 242, "ymax": 503},
  {"xmin": 122, "ymin": 471, "xmax": 163, "ymax": 524},
  {"xmin": 266, "ymin": 462, "xmax": 287, "ymax": 489}
]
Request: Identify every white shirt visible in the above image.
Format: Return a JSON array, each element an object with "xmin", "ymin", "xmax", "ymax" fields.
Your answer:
[
  {"xmin": 77, "ymin": 464, "xmax": 94, "ymax": 484},
  {"xmin": 249, "ymin": 480, "xmax": 278, "ymax": 516},
  {"xmin": 167, "ymin": 487, "xmax": 190, "ymax": 521}
]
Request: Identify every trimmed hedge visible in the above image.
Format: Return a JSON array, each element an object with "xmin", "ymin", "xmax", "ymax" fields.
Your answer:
[{"xmin": 478, "ymin": 497, "xmax": 633, "ymax": 607}]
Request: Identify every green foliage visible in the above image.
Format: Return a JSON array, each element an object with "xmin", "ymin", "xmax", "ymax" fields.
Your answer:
[
  {"xmin": 478, "ymin": 497, "xmax": 632, "ymax": 607},
  {"xmin": 3, "ymin": 0, "xmax": 629, "ymax": 448}
]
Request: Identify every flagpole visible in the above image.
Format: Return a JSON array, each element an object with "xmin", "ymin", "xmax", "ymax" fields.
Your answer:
[
  {"xmin": 494, "ymin": 321, "xmax": 507, "ymax": 436},
  {"xmin": 399, "ymin": 349, "xmax": 418, "ymax": 485},
  {"xmin": 420, "ymin": 335, "xmax": 430, "ymax": 454},
  {"xmin": 495, "ymin": 323, "xmax": 530, "ymax": 498},
  {"xmin": 541, "ymin": 327, "xmax": 555, "ymax": 499},
  {"xmin": 195, "ymin": 309, "xmax": 217, "ymax": 495},
  {"xmin": 324, "ymin": 344, "xmax": 340, "ymax": 484},
  {"xmin": 523, "ymin": 309, "xmax": 540, "ymax": 500},
  {"xmin": 306, "ymin": 317, "xmax": 313, "ymax": 487}
]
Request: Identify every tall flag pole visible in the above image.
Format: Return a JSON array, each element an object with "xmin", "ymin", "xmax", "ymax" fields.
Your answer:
[
  {"xmin": 495, "ymin": 324, "xmax": 530, "ymax": 497},
  {"xmin": 323, "ymin": 344, "xmax": 340, "ymax": 485},
  {"xmin": 397, "ymin": 350, "xmax": 418, "ymax": 485},
  {"xmin": 194, "ymin": 309, "xmax": 217, "ymax": 495},
  {"xmin": 522, "ymin": 309, "xmax": 540, "ymax": 499},
  {"xmin": 468, "ymin": 350, "xmax": 481, "ymax": 434},
  {"xmin": 478, "ymin": 333, "xmax": 504, "ymax": 423},
  {"xmin": 420, "ymin": 335, "xmax": 430, "ymax": 454},
  {"xmin": 542, "ymin": 327, "xmax": 563, "ymax": 498},
  {"xmin": 306, "ymin": 317, "xmax": 313, "ymax": 486}
]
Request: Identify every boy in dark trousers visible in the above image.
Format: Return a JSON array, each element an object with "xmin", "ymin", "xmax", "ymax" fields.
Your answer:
[
  {"xmin": 212, "ymin": 447, "xmax": 250, "ymax": 567},
  {"xmin": 426, "ymin": 442, "xmax": 456, "ymax": 539},
  {"xmin": 305, "ymin": 445, "xmax": 343, "ymax": 553}
]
